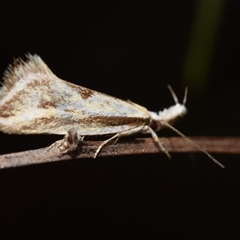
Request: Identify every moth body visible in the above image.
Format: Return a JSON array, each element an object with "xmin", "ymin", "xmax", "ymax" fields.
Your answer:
[{"xmin": 0, "ymin": 54, "xmax": 224, "ymax": 168}]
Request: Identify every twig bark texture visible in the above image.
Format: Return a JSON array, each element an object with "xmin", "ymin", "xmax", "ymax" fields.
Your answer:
[{"xmin": 0, "ymin": 137, "xmax": 239, "ymax": 168}]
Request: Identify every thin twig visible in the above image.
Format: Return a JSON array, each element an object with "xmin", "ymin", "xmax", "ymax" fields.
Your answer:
[{"xmin": 0, "ymin": 136, "xmax": 239, "ymax": 169}]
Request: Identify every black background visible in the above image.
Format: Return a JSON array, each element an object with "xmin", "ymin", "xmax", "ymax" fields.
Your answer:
[{"xmin": 1, "ymin": 1, "xmax": 240, "ymax": 239}]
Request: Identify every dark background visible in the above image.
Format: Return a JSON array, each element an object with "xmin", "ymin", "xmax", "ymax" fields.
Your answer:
[{"xmin": 1, "ymin": 1, "xmax": 240, "ymax": 239}]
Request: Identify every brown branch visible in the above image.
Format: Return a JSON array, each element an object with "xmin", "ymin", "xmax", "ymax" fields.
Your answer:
[{"xmin": 0, "ymin": 136, "xmax": 239, "ymax": 169}]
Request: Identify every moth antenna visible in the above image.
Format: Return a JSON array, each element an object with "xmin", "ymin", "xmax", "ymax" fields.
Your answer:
[
  {"xmin": 167, "ymin": 85, "xmax": 179, "ymax": 104},
  {"xmin": 160, "ymin": 121, "xmax": 225, "ymax": 168},
  {"xmin": 183, "ymin": 87, "xmax": 188, "ymax": 106}
]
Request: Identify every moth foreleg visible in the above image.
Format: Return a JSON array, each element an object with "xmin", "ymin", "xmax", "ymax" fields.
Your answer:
[
  {"xmin": 48, "ymin": 129, "xmax": 83, "ymax": 154},
  {"xmin": 145, "ymin": 126, "xmax": 171, "ymax": 159},
  {"xmin": 94, "ymin": 126, "xmax": 145, "ymax": 158}
]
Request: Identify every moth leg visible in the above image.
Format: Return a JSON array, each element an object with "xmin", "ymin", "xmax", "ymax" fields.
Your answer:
[
  {"xmin": 145, "ymin": 126, "xmax": 171, "ymax": 159},
  {"xmin": 113, "ymin": 136, "xmax": 120, "ymax": 145},
  {"xmin": 48, "ymin": 129, "xmax": 83, "ymax": 154},
  {"xmin": 94, "ymin": 126, "xmax": 145, "ymax": 158},
  {"xmin": 94, "ymin": 134, "xmax": 119, "ymax": 158},
  {"xmin": 58, "ymin": 129, "xmax": 84, "ymax": 153}
]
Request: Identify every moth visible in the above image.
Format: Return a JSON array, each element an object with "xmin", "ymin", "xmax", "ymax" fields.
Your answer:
[{"xmin": 0, "ymin": 54, "xmax": 224, "ymax": 168}]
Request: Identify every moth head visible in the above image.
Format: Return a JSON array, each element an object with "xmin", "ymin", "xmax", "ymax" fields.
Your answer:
[{"xmin": 149, "ymin": 86, "xmax": 188, "ymax": 131}]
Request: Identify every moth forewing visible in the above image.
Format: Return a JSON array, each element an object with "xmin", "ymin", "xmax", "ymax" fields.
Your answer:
[
  {"xmin": 0, "ymin": 54, "xmax": 224, "ymax": 168},
  {"xmin": 0, "ymin": 55, "xmax": 150, "ymax": 135}
]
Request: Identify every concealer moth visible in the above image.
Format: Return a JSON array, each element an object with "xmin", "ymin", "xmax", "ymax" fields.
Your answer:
[{"xmin": 0, "ymin": 54, "xmax": 224, "ymax": 168}]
